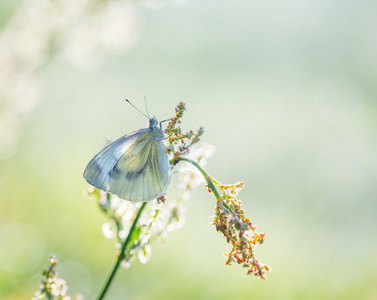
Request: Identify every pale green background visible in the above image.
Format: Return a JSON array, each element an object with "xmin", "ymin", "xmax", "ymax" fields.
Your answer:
[{"xmin": 1, "ymin": 0, "xmax": 377, "ymax": 299}]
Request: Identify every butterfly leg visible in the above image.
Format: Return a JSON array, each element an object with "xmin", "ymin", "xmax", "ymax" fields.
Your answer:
[{"xmin": 159, "ymin": 118, "xmax": 172, "ymax": 130}]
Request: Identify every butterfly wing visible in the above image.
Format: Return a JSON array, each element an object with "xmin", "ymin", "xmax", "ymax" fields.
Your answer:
[
  {"xmin": 83, "ymin": 129, "xmax": 149, "ymax": 194},
  {"xmin": 83, "ymin": 128, "xmax": 171, "ymax": 202},
  {"xmin": 108, "ymin": 131, "xmax": 171, "ymax": 202}
]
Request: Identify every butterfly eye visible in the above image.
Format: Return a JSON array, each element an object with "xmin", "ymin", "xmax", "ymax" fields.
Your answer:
[{"xmin": 150, "ymin": 118, "xmax": 158, "ymax": 127}]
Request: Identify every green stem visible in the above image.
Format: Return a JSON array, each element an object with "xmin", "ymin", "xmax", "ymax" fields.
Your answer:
[
  {"xmin": 175, "ymin": 157, "xmax": 238, "ymax": 216},
  {"xmin": 175, "ymin": 157, "xmax": 221, "ymax": 201},
  {"xmin": 97, "ymin": 202, "xmax": 148, "ymax": 300}
]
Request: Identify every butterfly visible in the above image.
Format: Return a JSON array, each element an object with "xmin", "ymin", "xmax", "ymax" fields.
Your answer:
[{"xmin": 83, "ymin": 101, "xmax": 171, "ymax": 202}]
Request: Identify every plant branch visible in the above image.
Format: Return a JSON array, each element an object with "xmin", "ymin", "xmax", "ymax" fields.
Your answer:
[
  {"xmin": 175, "ymin": 157, "xmax": 243, "ymax": 218},
  {"xmin": 175, "ymin": 156, "xmax": 221, "ymax": 201}
]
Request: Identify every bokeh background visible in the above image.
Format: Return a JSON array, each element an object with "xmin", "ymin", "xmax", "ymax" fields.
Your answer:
[{"xmin": 1, "ymin": 0, "xmax": 377, "ymax": 299}]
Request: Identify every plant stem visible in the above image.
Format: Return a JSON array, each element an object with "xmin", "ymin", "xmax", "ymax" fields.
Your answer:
[
  {"xmin": 97, "ymin": 202, "xmax": 148, "ymax": 300},
  {"xmin": 175, "ymin": 157, "xmax": 221, "ymax": 201},
  {"xmin": 97, "ymin": 156, "xmax": 222, "ymax": 299},
  {"xmin": 176, "ymin": 157, "xmax": 240, "ymax": 216}
]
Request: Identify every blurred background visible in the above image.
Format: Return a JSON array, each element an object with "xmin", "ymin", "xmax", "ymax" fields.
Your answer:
[{"xmin": 1, "ymin": 0, "xmax": 377, "ymax": 299}]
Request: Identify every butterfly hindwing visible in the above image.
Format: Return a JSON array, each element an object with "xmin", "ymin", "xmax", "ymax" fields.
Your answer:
[{"xmin": 109, "ymin": 131, "xmax": 171, "ymax": 201}]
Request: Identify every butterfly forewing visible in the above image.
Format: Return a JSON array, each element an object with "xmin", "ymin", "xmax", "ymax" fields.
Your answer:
[
  {"xmin": 84, "ymin": 125, "xmax": 171, "ymax": 202},
  {"xmin": 83, "ymin": 129, "xmax": 148, "ymax": 194}
]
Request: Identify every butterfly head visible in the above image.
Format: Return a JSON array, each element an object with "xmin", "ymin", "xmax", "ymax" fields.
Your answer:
[{"xmin": 149, "ymin": 117, "xmax": 159, "ymax": 128}]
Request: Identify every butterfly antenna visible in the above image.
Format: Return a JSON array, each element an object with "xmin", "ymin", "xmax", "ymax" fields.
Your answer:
[
  {"xmin": 144, "ymin": 96, "xmax": 151, "ymax": 118},
  {"xmin": 125, "ymin": 99, "xmax": 149, "ymax": 119}
]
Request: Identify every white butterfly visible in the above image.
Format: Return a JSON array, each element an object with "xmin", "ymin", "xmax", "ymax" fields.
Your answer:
[{"xmin": 83, "ymin": 105, "xmax": 171, "ymax": 202}]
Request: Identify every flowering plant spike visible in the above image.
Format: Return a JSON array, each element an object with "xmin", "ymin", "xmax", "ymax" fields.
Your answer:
[
  {"xmin": 167, "ymin": 102, "xmax": 270, "ymax": 279},
  {"xmin": 33, "ymin": 254, "xmax": 83, "ymax": 300},
  {"xmin": 35, "ymin": 102, "xmax": 270, "ymax": 299}
]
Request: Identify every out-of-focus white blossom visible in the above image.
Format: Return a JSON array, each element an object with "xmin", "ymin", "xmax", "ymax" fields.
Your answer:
[
  {"xmin": 1, "ymin": 0, "xmax": 188, "ymax": 158},
  {"xmin": 177, "ymin": 142, "xmax": 215, "ymax": 200},
  {"xmin": 189, "ymin": 142, "xmax": 215, "ymax": 166},
  {"xmin": 86, "ymin": 140, "xmax": 214, "ymax": 269},
  {"xmin": 138, "ymin": 244, "xmax": 152, "ymax": 264},
  {"xmin": 32, "ymin": 254, "xmax": 83, "ymax": 300},
  {"xmin": 102, "ymin": 220, "xmax": 117, "ymax": 239}
]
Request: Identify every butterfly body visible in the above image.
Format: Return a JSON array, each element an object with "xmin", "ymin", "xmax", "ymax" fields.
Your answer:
[{"xmin": 84, "ymin": 117, "xmax": 171, "ymax": 202}]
